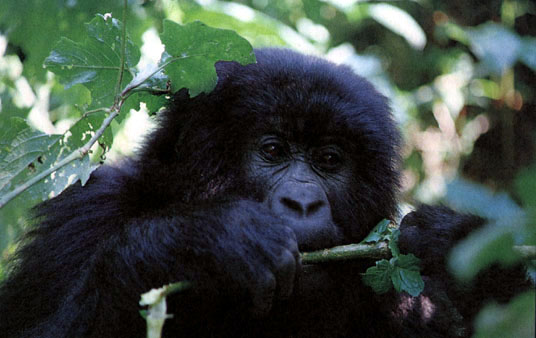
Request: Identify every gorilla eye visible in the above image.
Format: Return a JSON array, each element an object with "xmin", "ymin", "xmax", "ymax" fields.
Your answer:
[
  {"xmin": 261, "ymin": 142, "xmax": 286, "ymax": 161},
  {"xmin": 314, "ymin": 148, "xmax": 343, "ymax": 170}
]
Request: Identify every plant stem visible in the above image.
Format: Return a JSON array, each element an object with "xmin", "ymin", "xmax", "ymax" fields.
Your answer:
[{"xmin": 301, "ymin": 241, "xmax": 391, "ymax": 264}]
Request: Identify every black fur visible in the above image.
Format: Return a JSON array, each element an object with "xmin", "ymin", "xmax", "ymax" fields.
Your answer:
[{"xmin": 0, "ymin": 49, "xmax": 529, "ymax": 338}]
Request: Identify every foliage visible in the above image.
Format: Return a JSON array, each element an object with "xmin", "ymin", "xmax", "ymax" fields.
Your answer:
[
  {"xmin": 361, "ymin": 219, "xmax": 425, "ymax": 297},
  {"xmin": 473, "ymin": 290, "xmax": 536, "ymax": 338},
  {"xmin": 0, "ymin": 11, "xmax": 255, "ymax": 211}
]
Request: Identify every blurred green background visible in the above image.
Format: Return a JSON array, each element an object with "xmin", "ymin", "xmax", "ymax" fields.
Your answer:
[{"xmin": 0, "ymin": 0, "xmax": 535, "ymax": 335}]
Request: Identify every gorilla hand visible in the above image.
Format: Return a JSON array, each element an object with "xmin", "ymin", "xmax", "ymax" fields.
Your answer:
[{"xmin": 213, "ymin": 200, "xmax": 301, "ymax": 316}]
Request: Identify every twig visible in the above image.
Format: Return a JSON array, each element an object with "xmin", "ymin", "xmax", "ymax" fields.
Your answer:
[
  {"xmin": 301, "ymin": 241, "xmax": 391, "ymax": 264},
  {"xmin": 114, "ymin": 0, "xmax": 128, "ymax": 104}
]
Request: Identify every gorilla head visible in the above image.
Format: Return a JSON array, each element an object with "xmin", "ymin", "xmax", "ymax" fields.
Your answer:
[{"xmin": 138, "ymin": 48, "xmax": 401, "ymax": 250}]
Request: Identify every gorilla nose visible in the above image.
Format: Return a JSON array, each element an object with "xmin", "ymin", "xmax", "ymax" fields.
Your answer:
[
  {"xmin": 271, "ymin": 181, "xmax": 330, "ymax": 220},
  {"xmin": 280, "ymin": 197, "xmax": 325, "ymax": 217}
]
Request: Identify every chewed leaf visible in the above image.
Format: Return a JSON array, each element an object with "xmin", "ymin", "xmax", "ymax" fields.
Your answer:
[
  {"xmin": 0, "ymin": 118, "xmax": 60, "ymax": 192},
  {"xmin": 160, "ymin": 20, "xmax": 255, "ymax": 96},
  {"xmin": 363, "ymin": 218, "xmax": 391, "ymax": 243},
  {"xmin": 44, "ymin": 14, "xmax": 140, "ymax": 108}
]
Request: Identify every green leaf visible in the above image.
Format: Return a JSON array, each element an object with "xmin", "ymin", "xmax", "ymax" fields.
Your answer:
[
  {"xmin": 121, "ymin": 91, "xmax": 168, "ymax": 116},
  {"xmin": 448, "ymin": 220, "xmax": 521, "ymax": 281},
  {"xmin": 0, "ymin": 0, "xmax": 142, "ymax": 81},
  {"xmin": 388, "ymin": 228, "xmax": 400, "ymax": 257},
  {"xmin": 514, "ymin": 165, "xmax": 536, "ymax": 208},
  {"xmin": 121, "ymin": 69, "xmax": 170, "ymax": 116},
  {"xmin": 363, "ymin": 254, "xmax": 424, "ymax": 296},
  {"xmin": 160, "ymin": 20, "xmax": 256, "ymax": 96},
  {"xmin": 44, "ymin": 14, "xmax": 141, "ymax": 109},
  {"xmin": 390, "ymin": 254, "xmax": 424, "ymax": 297},
  {"xmin": 362, "ymin": 259, "xmax": 393, "ymax": 294},
  {"xmin": 1, "ymin": 111, "xmax": 110, "ymax": 206},
  {"xmin": 0, "ymin": 118, "xmax": 61, "ymax": 193},
  {"xmin": 473, "ymin": 291, "xmax": 536, "ymax": 338},
  {"xmin": 363, "ymin": 219, "xmax": 391, "ymax": 243},
  {"xmin": 467, "ymin": 22, "xmax": 521, "ymax": 75}
]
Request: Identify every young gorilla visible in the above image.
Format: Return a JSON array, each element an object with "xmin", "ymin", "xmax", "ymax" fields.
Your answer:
[{"xmin": 0, "ymin": 49, "xmax": 529, "ymax": 338}]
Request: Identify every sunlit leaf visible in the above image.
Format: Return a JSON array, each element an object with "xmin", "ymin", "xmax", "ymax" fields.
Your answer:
[
  {"xmin": 368, "ymin": 4, "xmax": 427, "ymax": 50},
  {"xmin": 44, "ymin": 14, "xmax": 140, "ymax": 108},
  {"xmin": 160, "ymin": 20, "xmax": 255, "ymax": 96},
  {"xmin": 121, "ymin": 68, "xmax": 169, "ymax": 115},
  {"xmin": 180, "ymin": 1, "xmax": 315, "ymax": 52},
  {"xmin": 0, "ymin": 118, "xmax": 60, "ymax": 193}
]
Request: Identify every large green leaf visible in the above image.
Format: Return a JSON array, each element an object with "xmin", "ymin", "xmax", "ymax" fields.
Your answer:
[
  {"xmin": 44, "ymin": 14, "xmax": 141, "ymax": 109},
  {"xmin": 473, "ymin": 291, "xmax": 536, "ymax": 338},
  {"xmin": 362, "ymin": 254, "xmax": 423, "ymax": 296},
  {"xmin": 160, "ymin": 20, "xmax": 255, "ymax": 96},
  {"xmin": 448, "ymin": 219, "xmax": 522, "ymax": 281},
  {"xmin": 362, "ymin": 259, "xmax": 393, "ymax": 295},
  {"xmin": 0, "ymin": 118, "xmax": 60, "ymax": 193},
  {"xmin": 390, "ymin": 254, "xmax": 424, "ymax": 297},
  {"xmin": 0, "ymin": 0, "xmax": 147, "ymax": 81}
]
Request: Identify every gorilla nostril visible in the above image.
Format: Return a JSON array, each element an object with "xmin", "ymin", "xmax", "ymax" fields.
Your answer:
[
  {"xmin": 306, "ymin": 201, "xmax": 325, "ymax": 217},
  {"xmin": 281, "ymin": 197, "xmax": 304, "ymax": 216}
]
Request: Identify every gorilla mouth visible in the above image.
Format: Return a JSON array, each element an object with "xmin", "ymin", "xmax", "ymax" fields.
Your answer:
[{"xmin": 286, "ymin": 219, "xmax": 343, "ymax": 251}]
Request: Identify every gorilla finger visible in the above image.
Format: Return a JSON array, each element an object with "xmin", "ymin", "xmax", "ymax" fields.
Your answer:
[
  {"xmin": 250, "ymin": 270, "xmax": 276, "ymax": 317},
  {"xmin": 273, "ymin": 249, "xmax": 297, "ymax": 299},
  {"xmin": 284, "ymin": 229, "xmax": 301, "ymax": 267}
]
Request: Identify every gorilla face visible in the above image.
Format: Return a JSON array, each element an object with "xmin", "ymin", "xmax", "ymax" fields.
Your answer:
[
  {"xmin": 210, "ymin": 48, "xmax": 403, "ymax": 249},
  {"xmin": 248, "ymin": 131, "xmax": 350, "ymax": 250},
  {"xmin": 140, "ymin": 48, "xmax": 402, "ymax": 248}
]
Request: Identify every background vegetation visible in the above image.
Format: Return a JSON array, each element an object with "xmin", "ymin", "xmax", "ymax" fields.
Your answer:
[{"xmin": 0, "ymin": 0, "xmax": 534, "ymax": 337}]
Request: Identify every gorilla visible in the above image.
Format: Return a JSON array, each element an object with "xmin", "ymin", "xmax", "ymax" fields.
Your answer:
[{"xmin": 0, "ymin": 48, "xmax": 529, "ymax": 338}]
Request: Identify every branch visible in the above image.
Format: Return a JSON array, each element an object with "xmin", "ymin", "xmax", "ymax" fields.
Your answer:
[
  {"xmin": 301, "ymin": 241, "xmax": 390, "ymax": 264},
  {"xmin": 299, "ymin": 243, "xmax": 536, "ymax": 263},
  {"xmin": 114, "ymin": 0, "xmax": 128, "ymax": 104}
]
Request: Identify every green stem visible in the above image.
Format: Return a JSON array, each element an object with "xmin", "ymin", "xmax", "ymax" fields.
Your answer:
[
  {"xmin": 301, "ymin": 241, "xmax": 391, "ymax": 264},
  {"xmin": 114, "ymin": 0, "xmax": 128, "ymax": 104}
]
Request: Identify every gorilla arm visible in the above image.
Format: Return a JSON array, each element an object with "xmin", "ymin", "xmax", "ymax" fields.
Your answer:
[{"xmin": 0, "ymin": 168, "xmax": 299, "ymax": 338}]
